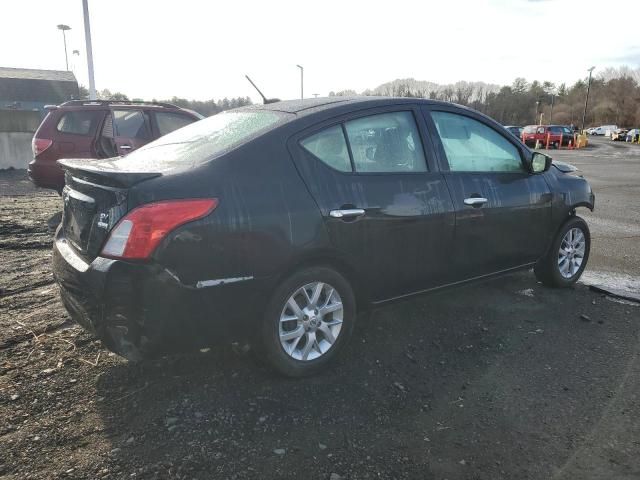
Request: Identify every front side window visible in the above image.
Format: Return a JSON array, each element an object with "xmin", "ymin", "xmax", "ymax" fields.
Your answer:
[
  {"xmin": 345, "ymin": 111, "xmax": 427, "ymax": 173},
  {"xmin": 56, "ymin": 111, "xmax": 101, "ymax": 135},
  {"xmin": 300, "ymin": 125, "xmax": 351, "ymax": 172},
  {"xmin": 155, "ymin": 112, "xmax": 196, "ymax": 137},
  {"xmin": 431, "ymin": 111, "xmax": 523, "ymax": 172},
  {"xmin": 113, "ymin": 110, "xmax": 151, "ymax": 140}
]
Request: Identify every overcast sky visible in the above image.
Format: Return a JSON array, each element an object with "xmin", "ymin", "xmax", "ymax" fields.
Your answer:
[{"xmin": 2, "ymin": 0, "xmax": 639, "ymax": 102}]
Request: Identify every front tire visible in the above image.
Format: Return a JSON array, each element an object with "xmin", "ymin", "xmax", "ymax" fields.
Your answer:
[
  {"xmin": 259, "ymin": 266, "xmax": 356, "ymax": 377},
  {"xmin": 535, "ymin": 216, "xmax": 590, "ymax": 287}
]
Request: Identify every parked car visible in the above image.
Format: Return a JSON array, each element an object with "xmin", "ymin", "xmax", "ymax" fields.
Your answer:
[
  {"xmin": 585, "ymin": 127, "xmax": 597, "ymax": 135},
  {"xmin": 611, "ymin": 128, "xmax": 628, "ymax": 141},
  {"xmin": 29, "ymin": 100, "xmax": 203, "ymax": 193},
  {"xmin": 591, "ymin": 125, "xmax": 618, "ymax": 136},
  {"xmin": 53, "ymin": 97, "xmax": 594, "ymax": 377},
  {"xmin": 522, "ymin": 124, "xmax": 573, "ymax": 147},
  {"xmin": 504, "ymin": 125, "xmax": 523, "ymax": 139},
  {"xmin": 626, "ymin": 128, "xmax": 639, "ymax": 142}
]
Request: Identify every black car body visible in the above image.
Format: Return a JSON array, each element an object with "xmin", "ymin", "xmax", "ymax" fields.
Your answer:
[{"xmin": 53, "ymin": 97, "xmax": 595, "ymax": 376}]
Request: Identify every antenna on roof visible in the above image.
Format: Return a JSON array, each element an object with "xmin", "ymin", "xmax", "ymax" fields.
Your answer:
[{"xmin": 245, "ymin": 75, "xmax": 280, "ymax": 104}]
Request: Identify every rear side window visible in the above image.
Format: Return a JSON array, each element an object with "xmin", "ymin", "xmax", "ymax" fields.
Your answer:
[
  {"xmin": 431, "ymin": 111, "xmax": 523, "ymax": 172},
  {"xmin": 155, "ymin": 112, "xmax": 196, "ymax": 137},
  {"xmin": 113, "ymin": 110, "xmax": 151, "ymax": 140},
  {"xmin": 300, "ymin": 125, "xmax": 351, "ymax": 172},
  {"xmin": 345, "ymin": 112, "xmax": 427, "ymax": 173},
  {"xmin": 56, "ymin": 111, "xmax": 101, "ymax": 135},
  {"xmin": 523, "ymin": 126, "xmax": 537, "ymax": 134}
]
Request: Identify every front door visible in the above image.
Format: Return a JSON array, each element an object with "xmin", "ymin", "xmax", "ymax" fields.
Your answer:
[
  {"xmin": 424, "ymin": 107, "xmax": 552, "ymax": 279},
  {"xmin": 290, "ymin": 107, "xmax": 456, "ymax": 301}
]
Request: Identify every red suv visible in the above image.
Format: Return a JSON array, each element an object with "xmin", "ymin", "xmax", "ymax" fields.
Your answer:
[
  {"xmin": 29, "ymin": 100, "xmax": 202, "ymax": 192},
  {"xmin": 522, "ymin": 125, "xmax": 574, "ymax": 148}
]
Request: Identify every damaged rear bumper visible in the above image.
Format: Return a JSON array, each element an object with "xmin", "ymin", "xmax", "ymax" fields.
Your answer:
[{"xmin": 52, "ymin": 233, "xmax": 269, "ymax": 360}]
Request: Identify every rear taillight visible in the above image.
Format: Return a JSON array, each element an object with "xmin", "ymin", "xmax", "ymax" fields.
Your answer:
[
  {"xmin": 101, "ymin": 199, "xmax": 218, "ymax": 261},
  {"xmin": 32, "ymin": 137, "xmax": 53, "ymax": 157}
]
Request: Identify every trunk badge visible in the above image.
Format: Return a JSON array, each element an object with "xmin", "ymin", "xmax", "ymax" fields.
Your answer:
[{"xmin": 97, "ymin": 213, "xmax": 109, "ymax": 229}]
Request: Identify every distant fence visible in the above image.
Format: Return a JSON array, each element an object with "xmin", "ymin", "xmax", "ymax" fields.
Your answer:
[{"xmin": 0, "ymin": 110, "xmax": 41, "ymax": 169}]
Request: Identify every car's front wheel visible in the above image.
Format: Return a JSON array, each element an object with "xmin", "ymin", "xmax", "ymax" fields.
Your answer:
[
  {"xmin": 259, "ymin": 266, "xmax": 356, "ymax": 377},
  {"xmin": 534, "ymin": 216, "xmax": 591, "ymax": 287}
]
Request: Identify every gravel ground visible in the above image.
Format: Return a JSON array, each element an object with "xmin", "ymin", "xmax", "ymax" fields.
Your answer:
[{"xmin": 1, "ymin": 139, "xmax": 639, "ymax": 480}]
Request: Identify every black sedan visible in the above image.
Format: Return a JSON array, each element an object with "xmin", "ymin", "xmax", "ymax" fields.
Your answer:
[{"xmin": 53, "ymin": 97, "xmax": 595, "ymax": 376}]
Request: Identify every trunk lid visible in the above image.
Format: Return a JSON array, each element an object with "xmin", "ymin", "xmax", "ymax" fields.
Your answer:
[{"xmin": 58, "ymin": 158, "xmax": 162, "ymax": 261}]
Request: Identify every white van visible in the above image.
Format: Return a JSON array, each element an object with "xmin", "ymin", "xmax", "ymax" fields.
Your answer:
[{"xmin": 593, "ymin": 125, "xmax": 618, "ymax": 137}]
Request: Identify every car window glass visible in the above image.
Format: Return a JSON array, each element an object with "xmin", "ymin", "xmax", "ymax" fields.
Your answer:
[
  {"xmin": 113, "ymin": 110, "xmax": 151, "ymax": 140},
  {"xmin": 111, "ymin": 111, "xmax": 285, "ymax": 170},
  {"xmin": 56, "ymin": 111, "xmax": 100, "ymax": 135},
  {"xmin": 537, "ymin": 127, "xmax": 545, "ymax": 134},
  {"xmin": 344, "ymin": 111, "xmax": 427, "ymax": 173},
  {"xmin": 300, "ymin": 125, "xmax": 351, "ymax": 172},
  {"xmin": 431, "ymin": 111, "xmax": 523, "ymax": 172},
  {"xmin": 155, "ymin": 112, "xmax": 195, "ymax": 137}
]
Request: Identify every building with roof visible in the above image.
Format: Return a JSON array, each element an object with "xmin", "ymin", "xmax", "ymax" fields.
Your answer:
[{"xmin": 0, "ymin": 67, "xmax": 80, "ymax": 113}]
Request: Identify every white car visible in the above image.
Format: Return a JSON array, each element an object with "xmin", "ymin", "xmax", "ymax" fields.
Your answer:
[{"xmin": 592, "ymin": 125, "xmax": 618, "ymax": 137}]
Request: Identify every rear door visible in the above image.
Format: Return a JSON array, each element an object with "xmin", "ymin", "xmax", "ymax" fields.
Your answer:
[
  {"xmin": 423, "ymin": 106, "xmax": 552, "ymax": 279},
  {"xmin": 289, "ymin": 106, "xmax": 455, "ymax": 301},
  {"xmin": 111, "ymin": 109, "xmax": 153, "ymax": 155},
  {"xmin": 53, "ymin": 109, "xmax": 105, "ymax": 158}
]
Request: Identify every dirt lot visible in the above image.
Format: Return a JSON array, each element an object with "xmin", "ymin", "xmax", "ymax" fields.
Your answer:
[{"xmin": 1, "ymin": 138, "xmax": 639, "ymax": 479}]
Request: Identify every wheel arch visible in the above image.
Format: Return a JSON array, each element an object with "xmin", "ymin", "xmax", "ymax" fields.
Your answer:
[{"xmin": 276, "ymin": 250, "xmax": 371, "ymax": 313}]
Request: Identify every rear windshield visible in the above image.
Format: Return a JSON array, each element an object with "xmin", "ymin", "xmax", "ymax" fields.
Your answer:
[
  {"xmin": 523, "ymin": 126, "xmax": 537, "ymax": 133},
  {"xmin": 111, "ymin": 110, "xmax": 286, "ymax": 170}
]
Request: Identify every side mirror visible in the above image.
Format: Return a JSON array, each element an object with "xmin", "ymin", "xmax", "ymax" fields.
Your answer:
[{"xmin": 531, "ymin": 152, "xmax": 552, "ymax": 173}]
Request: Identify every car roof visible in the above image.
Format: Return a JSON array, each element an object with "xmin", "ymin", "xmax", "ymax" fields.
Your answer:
[{"xmin": 243, "ymin": 96, "xmax": 466, "ymax": 117}]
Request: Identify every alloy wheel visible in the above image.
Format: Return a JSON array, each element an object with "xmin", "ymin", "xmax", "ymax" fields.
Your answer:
[
  {"xmin": 558, "ymin": 227, "xmax": 586, "ymax": 279},
  {"xmin": 279, "ymin": 282, "xmax": 343, "ymax": 361}
]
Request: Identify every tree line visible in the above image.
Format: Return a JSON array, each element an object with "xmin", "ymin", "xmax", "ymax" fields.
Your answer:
[
  {"xmin": 330, "ymin": 66, "xmax": 640, "ymax": 127},
  {"xmin": 79, "ymin": 65, "xmax": 640, "ymax": 127}
]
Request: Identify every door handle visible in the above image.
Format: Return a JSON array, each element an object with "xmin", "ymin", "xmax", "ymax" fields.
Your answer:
[
  {"xmin": 329, "ymin": 208, "xmax": 365, "ymax": 219},
  {"xmin": 463, "ymin": 197, "xmax": 488, "ymax": 207},
  {"xmin": 119, "ymin": 145, "xmax": 132, "ymax": 150}
]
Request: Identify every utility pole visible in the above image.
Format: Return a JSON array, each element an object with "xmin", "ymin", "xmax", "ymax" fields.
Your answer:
[
  {"xmin": 57, "ymin": 24, "xmax": 71, "ymax": 71},
  {"xmin": 296, "ymin": 64, "xmax": 304, "ymax": 100},
  {"xmin": 535, "ymin": 100, "xmax": 539, "ymax": 124},
  {"xmin": 549, "ymin": 92, "xmax": 555, "ymax": 124},
  {"xmin": 82, "ymin": 0, "xmax": 97, "ymax": 100},
  {"xmin": 581, "ymin": 66, "xmax": 595, "ymax": 132}
]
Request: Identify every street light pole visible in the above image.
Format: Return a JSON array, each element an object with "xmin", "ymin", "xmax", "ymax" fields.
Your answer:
[
  {"xmin": 581, "ymin": 66, "xmax": 595, "ymax": 132},
  {"xmin": 82, "ymin": 0, "xmax": 97, "ymax": 100},
  {"xmin": 296, "ymin": 64, "xmax": 304, "ymax": 100},
  {"xmin": 535, "ymin": 100, "xmax": 539, "ymax": 124},
  {"xmin": 549, "ymin": 92, "xmax": 555, "ymax": 124},
  {"xmin": 57, "ymin": 24, "xmax": 71, "ymax": 71}
]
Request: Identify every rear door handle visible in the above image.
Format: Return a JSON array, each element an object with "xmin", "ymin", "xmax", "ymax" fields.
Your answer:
[
  {"xmin": 463, "ymin": 197, "xmax": 488, "ymax": 207},
  {"xmin": 119, "ymin": 145, "xmax": 132, "ymax": 150},
  {"xmin": 329, "ymin": 208, "xmax": 366, "ymax": 219}
]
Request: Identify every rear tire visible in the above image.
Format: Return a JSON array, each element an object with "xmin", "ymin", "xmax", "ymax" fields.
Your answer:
[
  {"xmin": 258, "ymin": 266, "xmax": 356, "ymax": 377},
  {"xmin": 534, "ymin": 216, "xmax": 590, "ymax": 287}
]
